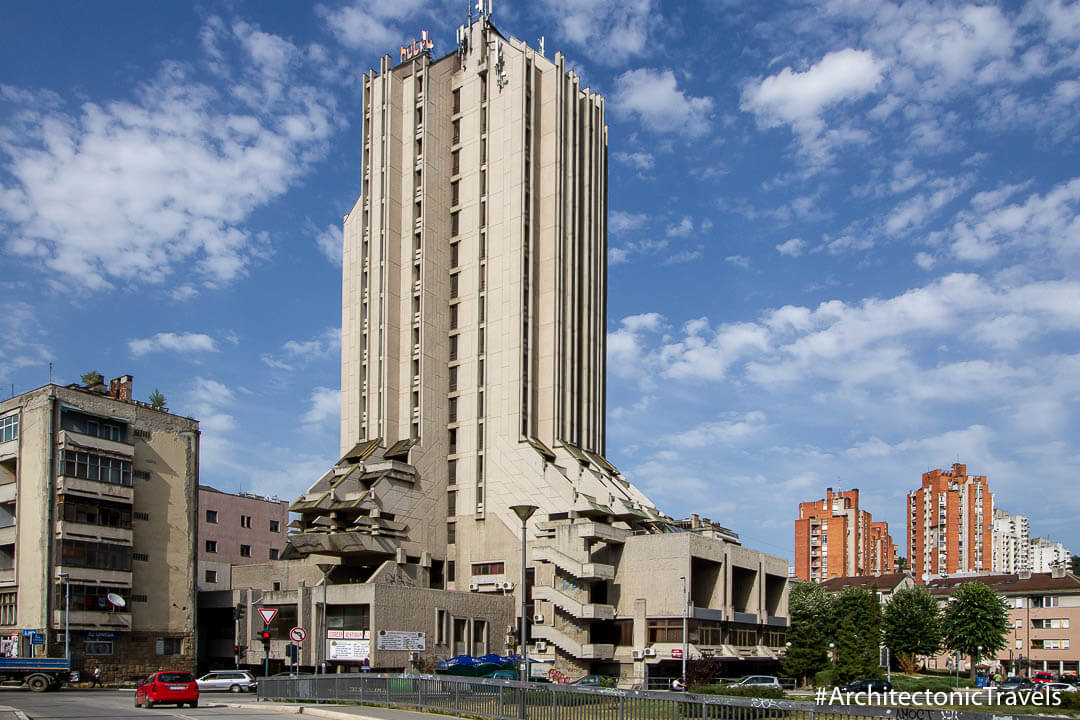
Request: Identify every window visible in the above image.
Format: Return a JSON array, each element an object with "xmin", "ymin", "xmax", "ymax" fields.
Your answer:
[
  {"xmin": 133, "ymin": 511, "xmax": 150, "ymax": 521},
  {"xmin": 156, "ymin": 638, "xmax": 183, "ymax": 656},
  {"xmin": 59, "ymin": 541, "xmax": 132, "ymax": 571},
  {"xmin": 447, "ymin": 521, "xmax": 456, "ymax": 544},
  {"xmin": 85, "ymin": 641, "xmax": 113, "ymax": 655},
  {"xmin": 0, "ymin": 592, "xmax": 15, "ymax": 625},
  {"xmin": 447, "ymin": 561, "xmax": 455, "ymax": 582},
  {"xmin": 448, "ymin": 459, "xmax": 457, "ymax": 485},
  {"xmin": 273, "ymin": 582, "xmax": 281, "ymax": 591},
  {"xmin": 647, "ymin": 619, "xmax": 684, "ymax": 644},
  {"xmin": 60, "ymin": 410, "xmax": 125, "ymax": 442},
  {"xmin": 240, "ymin": 544, "xmax": 251, "ymax": 558},
  {"xmin": 206, "ymin": 510, "xmax": 218, "ymax": 524},
  {"xmin": 241, "ymin": 515, "xmax": 252, "ymax": 529},
  {"xmin": 58, "ymin": 450, "xmax": 132, "ymax": 486},
  {"xmin": 437, "ymin": 609, "xmax": 448, "ymax": 645},
  {"xmin": 447, "ymin": 490, "xmax": 456, "ymax": 516},
  {"xmin": 269, "ymin": 520, "xmax": 280, "ymax": 533},
  {"xmin": 133, "ymin": 552, "xmax": 149, "ymax": 562},
  {"xmin": 471, "ymin": 562, "xmax": 504, "ymax": 576},
  {"xmin": 0, "ymin": 414, "xmax": 17, "ymax": 443},
  {"xmin": 59, "ymin": 499, "xmax": 132, "ymax": 529},
  {"xmin": 269, "ymin": 548, "xmax": 279, "ymax": 560},
  {"xmin": 205, "ymin": 570, "xmax": 218, "ymax": 584},
  {"xmin": 205, "ymin": 540, "xmax": 217, "ymax": 553}
]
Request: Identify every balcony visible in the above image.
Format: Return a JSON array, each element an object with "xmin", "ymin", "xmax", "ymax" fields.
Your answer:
[
  {"xmin": 55, "ymin": 521, "xmax": 133, "ymax": 546},
  {"xmin": 0, "ymin": 482, "xmax": 14, "ymax": 503},
  {"xmin": 56, "ymin": 475, "xmax": 133, "ymax": 503},
  {"xmin": 58, "ymin": 430, "xmax": 134, "ymax": 458},
  {"xmin": 0, "ymin": 525, "xmax": 13, "ymax": 545},
  {"xmin": 0, "ymin": 439, "xmax": 16, "ymax": 461},
  {"xmin": 53, "ymin": 608, "xmax": 131, "ymax": 630},
  {"xmin": 54, "ymin": 565, "xmax": 132, "ymax": 586},
  {"xmin": 0, "ymin": 568, "xmax": 13, "ymax": 585}
]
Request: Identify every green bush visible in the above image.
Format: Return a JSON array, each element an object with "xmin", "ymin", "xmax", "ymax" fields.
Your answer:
[
  {"xmin": 890, "ymin": 674, "xmax": 974, "ymax": 692},
  {"xmin": 691, "ymin": 685, "xmax": 786, "ymax": 699}
]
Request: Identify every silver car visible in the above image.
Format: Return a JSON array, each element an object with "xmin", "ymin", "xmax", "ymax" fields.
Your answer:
[{"xmin": 195, "ymin": 670, "xmax": 257, "ymax": 693}]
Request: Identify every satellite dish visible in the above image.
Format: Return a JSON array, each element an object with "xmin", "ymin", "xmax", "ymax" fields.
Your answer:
[{"xmin": 107, "ymin": 593, "xmax": 127, "ymax": 608}]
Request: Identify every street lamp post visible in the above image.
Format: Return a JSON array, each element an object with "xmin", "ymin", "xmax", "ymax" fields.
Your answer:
[
  {"xmin": 679, "ymin": 575, "xmax": 688, "ymax": 686},
  {"xmin": 510, "ymin": 505, "xmax": 538, "ymax": 720},
  {"xmin": 316, "ymin": 563, "xmax": 335, "ymax": 675},
  {"xmin": 57, "ymin": 573, "xmax": 70, "ymax": 663}
]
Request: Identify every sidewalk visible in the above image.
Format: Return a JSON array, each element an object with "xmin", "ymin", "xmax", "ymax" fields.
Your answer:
[{"xmin": 227, "ymin": 701, "xmax": 462, "ymax": 720}]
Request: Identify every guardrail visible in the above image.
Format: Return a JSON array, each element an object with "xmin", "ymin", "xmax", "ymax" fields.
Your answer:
[{"xmin": 257, "ymin": 673, "xmax": 1064, "ymax": 720}]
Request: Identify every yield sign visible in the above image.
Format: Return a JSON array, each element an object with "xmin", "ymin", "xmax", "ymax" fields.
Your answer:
[{"xmin": 258, "ymin": 608, "xmax": 278, "ymax": 624}]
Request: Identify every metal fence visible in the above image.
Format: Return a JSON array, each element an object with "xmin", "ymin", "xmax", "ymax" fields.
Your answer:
[{"xmin": 257, "ymin": 673, "xmax": 1064, "ymax": 720}]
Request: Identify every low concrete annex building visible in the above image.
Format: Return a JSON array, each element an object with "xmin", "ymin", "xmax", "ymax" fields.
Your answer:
[{"xmin": 0, "ymin": 376, "xmax": 198, "ymax": 679}]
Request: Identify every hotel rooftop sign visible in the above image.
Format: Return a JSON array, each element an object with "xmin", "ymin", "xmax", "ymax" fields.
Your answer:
[{"xmin": 401, "ymin": 31, "xmax": 433, "ymax": 63}]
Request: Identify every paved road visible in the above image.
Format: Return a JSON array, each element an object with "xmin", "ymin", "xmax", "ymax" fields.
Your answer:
[{"xmin": 0, "ymin": 689, "xmax": 282, "ymax": 719}]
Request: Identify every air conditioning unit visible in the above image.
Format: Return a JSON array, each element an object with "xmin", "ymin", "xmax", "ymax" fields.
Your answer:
[
  {"xmin": 500, "ymin": 581, "xmax": 515, "ymax": 591},
  {"xmin": 631, "ymin": 649, "xmax": 644, "ymax": 660},
  {"xmin": 469, "ymin": 583, "xmax": 480, "ymax": 592},
  {"xmin": 535, "ymin": 641, "xmax": 547, "ymax": 652},
  {"xmin": 643, "ymin": 647, "xmax": 656, "ymax": 657},
  {"xmin": 533, "ymin": 613, "xmax": 544, "ymax": 623}
]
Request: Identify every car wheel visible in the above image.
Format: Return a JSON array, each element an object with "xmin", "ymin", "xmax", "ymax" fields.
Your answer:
[
  {"xmin": 230, "ymin": 684, "xmax": 241, "ymax": 693},
  {"xmin": 190, "ymin": 701, "xmax": 199, "ymax": 708}
]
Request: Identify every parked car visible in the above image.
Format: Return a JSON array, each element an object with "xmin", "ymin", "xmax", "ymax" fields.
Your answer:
[
  {"xmin": 196, "ymin": 670, "xmax": 257, "ymax": 693},
  {"xmin": 1043, "ymin": 682, "xmax": 1078, "ymax": 694},
  {"xmin": 998, "ymin": 677, "xmax": 1036, "ymax": 693},
  {"xmin": 1033, "ymin": 672, "xmax": 1055, "ymax": 684},
  {"xmin": 135, "ymin": 671, "xmax": 199, "ymax": 709},
  {"xmin": 571, "ymin": 675, "xmax": 612, "ymax": 687},
  {"xmin": 730, "ymin": 675, "xmax": 783, "ymax": 690},
  {"xmin": 486, "ymin": 670, "xmax": 518, "ymax": 681},
  {"xmin": 839, "ymin": 679, "xmax": 893, "ymax": 693}
]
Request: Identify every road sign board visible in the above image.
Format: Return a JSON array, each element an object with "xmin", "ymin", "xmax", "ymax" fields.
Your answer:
[
  {"xmin": 290, "ymin": 627, "xmax": 307, "ymax": 642},
  {"xmin": 258, "ymin": 608, "xmax": 279, "ymax": 624},
  {"xmin": 30, "ymin": 633, "xmax": 45, "ymax": 645},
  {"xmin": 671, "ymin": 648, "xmax": 683, "ymax": 658}
]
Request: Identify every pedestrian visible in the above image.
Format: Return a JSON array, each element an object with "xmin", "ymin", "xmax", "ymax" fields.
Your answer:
[
  {"xmin": 92, "ymin": 667, "xmax": 102, "ymax": 688},
  {"xmin": 671, "ymin": 678, "xmax": 685, "ymax": 692}
]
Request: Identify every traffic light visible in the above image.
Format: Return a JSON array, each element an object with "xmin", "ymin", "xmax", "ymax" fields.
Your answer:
[
  {"xmin": 285, "ymin": 643, "xmax": 298, "ymax": 662},
  {"xmin": 234, "ymin": 645, "xmax": 240, "ymax": 654},
  {"xmin": 233, "ymin": 603, "xmax": 245, "ymax": 621},
  {"xmin": 259, "ymin": 630, "xmax": 271, "ymax": 645}
]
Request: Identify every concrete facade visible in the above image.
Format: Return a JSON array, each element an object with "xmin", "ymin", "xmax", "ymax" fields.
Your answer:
[
  {"xmin": 0, "ymin": 377, "xmax": 198, "ymax": 680},
  {"xmin": 280, "ymin": 13, "xmax": 790, "ymax": 685},
  {"xmin": 907, "ymin": 464, "xmax": 993, "ymax": 583},
  {"xmin": 1030, "ymin": 538, "xmax": 1072, "ymax": 573},
  {"xmin": 794, "ymin": 489, "xmax": 894, "ymax": 582},
  {"xmin": 197, "ymin": 486, "xmax": 289, "ymax": 591},
  {"xmin": 992, "ymin": 509, "xmax": 1030, "ymax": 574}
]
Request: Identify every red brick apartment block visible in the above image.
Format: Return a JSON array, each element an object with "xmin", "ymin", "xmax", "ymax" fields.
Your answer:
[
  {"xmin": 795, "ymin": 488, "xmax": 895, "ymax": 582},
  {"xmin": 908, "ymin": 463, "xmax": 993, "ymax": 583}
]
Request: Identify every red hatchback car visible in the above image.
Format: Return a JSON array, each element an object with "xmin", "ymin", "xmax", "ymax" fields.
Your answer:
[{"xmin": 135, "ymin": 671, "xmax": 199, "ymax": 709}]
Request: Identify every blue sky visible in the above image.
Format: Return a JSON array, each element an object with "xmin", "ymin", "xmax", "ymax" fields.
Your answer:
[{"xmin": 3, "ymin": 1, "xmax": 1079, "ymax": 563}]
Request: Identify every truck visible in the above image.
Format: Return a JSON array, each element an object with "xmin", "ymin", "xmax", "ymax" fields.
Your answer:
[{"xmin": 0, "ymin": 657, "xmax": 72, "ymax": 691}]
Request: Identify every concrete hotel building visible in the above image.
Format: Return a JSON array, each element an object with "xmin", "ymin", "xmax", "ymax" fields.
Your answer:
[
  {"xmin": 992, "ymin": 509, "xmax": 1030, "ymax": 574},
  {"xmin": 794, "ymin": 489, "xmax": 895, "ymax": 582},
  {"xmin": 908, "ymin": 463, "xmax": 992, "ymax": 583},
  {"xmin": 0, "ymin": 376, "xmax": 198, "ymax": 679},
  {"xmin": 197, "ymin": 486, "xmax": 288, "ymax": 592},
  {"xmin": 280, "ymin": 12, "xmax": 789, "ymax": 683}
]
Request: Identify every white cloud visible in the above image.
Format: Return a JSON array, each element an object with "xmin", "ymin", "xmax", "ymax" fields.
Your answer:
[
  {"xmin": 262, "ymin": 327, "xmax": 340, "ymax": 370},
  {"xmin": 609, "ymin": 211, "xmax": 648, "ymax": 235},
  {"xmin": 664, "ymin": 249, "xmax": 703, "ymax": 265},
  {"xmin": 741, "ymin": 48, "xmax": 883, "ymax": 132},
  {"xmin": 314, "ymin": 223, "xmax": 342, "ymax": 266},
  {"xmin": 612, "ymin": 69, "xmax": 715, "ymax": 138},
  {"xmin": 539, "ymin": 0, "xmax": 653, "ymax": 65},
  {"xmin": 129, "ymin": 332, "xmax": 218, "ymax": 357},
  {"xmin": 666, "ymin": 411, "xmax": 767, "ymax": 448},
  {"xmin": 776, "ymin": 238, "xmax": 806, "ymax": 257},
  {"xmin": 317, "ymin": 0, "xmax": 427, "ymax": 52},
  {"xmin": 725, "ymin": 255, "xmax": 751, "ymax": 269},
  {"xmin": 0, "ymin": 17, "xmax": 341, "ymax": 292},
  {"xmin": 0, "ymin": 302, "xmax": 52, "ymax": 381},
  {"xmin": 665, "ymin": 217, "xmax": 694, "ymax": 237},
  {"xmin": 613, "ymin": 151, "xmax": 655, "ymax": 170},
  {"xmin": 660, "ymin": 320, "xmax": 771, "ymax": 381},
  {"xmin": 914, "ymin": 251, "xmax": 936, "ymax": 269},
  {"xmin": 303, "ymin": 386, "xmax": 340, "ymax": 425},
  {"xmin": 182, "ymin": 376, "xmax": 236, "ymax": 434}
]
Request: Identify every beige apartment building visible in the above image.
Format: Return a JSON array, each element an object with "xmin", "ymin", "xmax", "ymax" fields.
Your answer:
[
  {"xmin": 925, "ymin": 568, "xmax": 1080, "ymax": 677},
  {"xmin": 274, "ymin": 12, "xmax": 789, "ymax": 685},
  {"xmin": 198, "ymin": 486, "xmax": 288, "ymax": 592},
  {"xmin": 0, "ymin": 376, "xmax": 198, "ymax": 679}
]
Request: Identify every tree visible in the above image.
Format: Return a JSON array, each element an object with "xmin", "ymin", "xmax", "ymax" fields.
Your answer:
[
  {"xmin": 896, "ymin": 556, "xmax": 908, "ymax": 572},
  {"xmin": 782, "ymin": 582, "xmax": 832, "ymax": 687},
  {"xmin": 941, "ymin": 582, "xmax": 1010, "ymax": 681},
  {"xmin": 1072, "ymin": 555, "xmax": 1079, "ymax": 575},
  {"xmin": 81, "ymin": 370, "xmax": 104, "ymax": 387},
  {"xmin": 832, "ymin": 587, "xmax": 883, "ymax": 685},
  {"xmin": 883, "ymin": 585, "xmax": 942, "ymax": 673},
  {"xmin": 148, "ymin": 388, "xmax": 167, "ymax": 409},
  {"xmin": 686, "ymin": 657, "xmax": 725, "ymax": 687}
]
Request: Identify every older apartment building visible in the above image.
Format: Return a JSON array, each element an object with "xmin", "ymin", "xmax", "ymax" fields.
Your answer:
[
  {"xmin": 0, "ymin": 376, "xmax": 198, "ymax": 678},
  {"xmin": 271, "ymin": 12, "xmax": 789, "ymax": 684},
  {"xmin": 908, "ymin": 464, "xmax": 993, "ymax": 583},
  {"xmin": 197, "ymin": 486, "xmax": 288, "ymax": 591},
  {"xmin": 794, "ymin": 488, "xmax": 895, "ymax": 582},
  {"xmin": 992, "ymin": 509, "xmax": 1031, "ymax": 574},
  {"xmin": 926, "ymin": 567, "xmax": 1080, "ymax": 677}
]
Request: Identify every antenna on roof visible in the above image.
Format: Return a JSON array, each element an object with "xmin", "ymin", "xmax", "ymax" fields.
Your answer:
[{"xmin": 538, "ymin": 36, "xmax": 545, "ymax": 57}]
